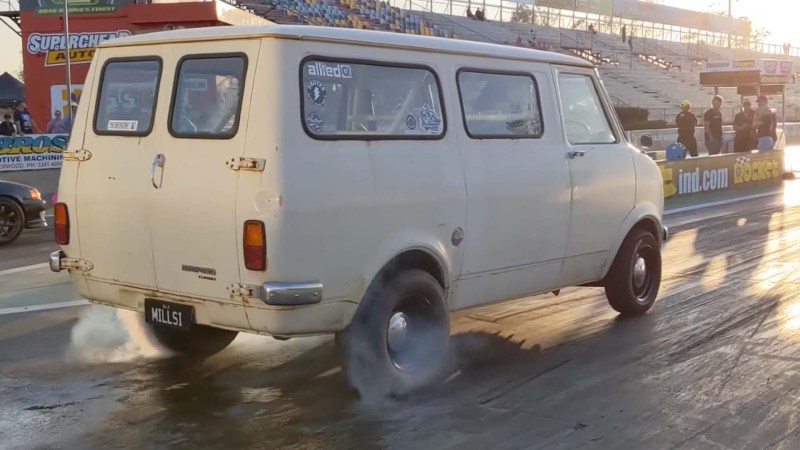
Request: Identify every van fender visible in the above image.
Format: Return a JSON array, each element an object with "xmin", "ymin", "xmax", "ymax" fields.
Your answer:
[
  {"xmin": 358, "ymin": 232, "xmax": 455, "ymax": 306},
  {"xmin": 601, "ymin": 202, "xmax": 663, "ymax": 278}
]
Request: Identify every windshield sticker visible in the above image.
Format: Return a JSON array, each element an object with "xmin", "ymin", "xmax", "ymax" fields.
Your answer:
[
  {"xmin": 306, "ymin": 112, "xmax": 324, "ymax": 134},
  {"xmin": 307, "ymin": 62, "xmax": 352, "ymax": 79},
  {"xmin": 420, "ymin": 104, "xmax": 441, "ymax": 133},
  {"xmin": 306, "ymin": 80, "xmax": 327, "ymax": 107},
  {"xmin": 107, "ymin": 120, "xmax": 138, "ymax": 131},
  {"xmin": 405, "ymin": 114, "xmax": 417, "ymax": 131}
]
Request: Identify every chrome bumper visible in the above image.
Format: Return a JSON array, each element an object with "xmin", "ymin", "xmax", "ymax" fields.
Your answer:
[
  {"xmin": 662, "ymin": 225, "xmax": 670, "ymax": 243},
  {"xmin": 258, "ymin": 281, "xmax": 323, "ymax": 306},
  {"xmin": 50, "ymin": 250, "xmax": 64, "ymax": 272}
]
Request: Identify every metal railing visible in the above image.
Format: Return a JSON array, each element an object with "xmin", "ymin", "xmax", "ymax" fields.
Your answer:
[{"xmin": 640, "ymin": 107, "xmax": 800, "ymax": 127}]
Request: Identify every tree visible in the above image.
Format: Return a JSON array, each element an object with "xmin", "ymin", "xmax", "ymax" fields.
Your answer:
[{"xmin": 511, "ymin": 4, "xmax": 532, "ymax": 24}]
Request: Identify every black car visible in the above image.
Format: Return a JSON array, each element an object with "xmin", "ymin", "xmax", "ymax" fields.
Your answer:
[{"xmin": 0, "ymin": 180, "xmax": 48, "ymax": 245}]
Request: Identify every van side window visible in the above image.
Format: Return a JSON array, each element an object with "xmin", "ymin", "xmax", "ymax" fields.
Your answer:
[
  {"xmin": 94, "ymin": 59, "xmax": 161, "ymax": 135},
  {"xmin": 301, "ymin": 59, "xmax": 445, "ymax": 139},
  {"xmin": 457, "ymin": 71, "xmax": 543, "ymax": 138},
  {"xmin": 557, "ymin": 73, "xmax": 616, "ymax": 145},
  {"xmin": 169, "ymin": 55, "xmax": 246, "ymax": 138}
]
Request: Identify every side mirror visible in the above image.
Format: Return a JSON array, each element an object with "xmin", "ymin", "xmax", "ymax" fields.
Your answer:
[{"xmin": 639, "ymin": 134, "xmax": 653, "ymax": 149}]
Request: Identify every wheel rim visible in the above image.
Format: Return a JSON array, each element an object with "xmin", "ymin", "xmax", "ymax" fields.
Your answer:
[
  {"xmin": 631, "ymin": 242, "xmax": 658, "ymax": 304},
  {"xmin": 0, "ymin": 203, "xmax": 22, "ymax": 239},
  {"xmin": 386, "ymin": 295, "xmax": 446, "ymax": 373}
]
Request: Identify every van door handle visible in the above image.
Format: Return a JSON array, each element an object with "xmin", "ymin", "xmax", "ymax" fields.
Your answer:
[
  {"xmin": 567, "ymin": 150, "xmax": 586, "ymax": 159},
  {"xmin": 151, "ymin": 153, "xmax": 166, "ymax": 189}
]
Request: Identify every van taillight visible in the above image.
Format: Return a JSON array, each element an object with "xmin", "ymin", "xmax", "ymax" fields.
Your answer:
[
  {"xmin": 54, "ymin": 203, "xmax": 70, "ymax": 245},
  {"xmin": 243, "ymin": 220, "xmax": 266, "ymax": 271}
]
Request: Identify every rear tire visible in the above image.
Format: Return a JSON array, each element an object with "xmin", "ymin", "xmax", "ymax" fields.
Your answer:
[
  {"xmin": 0, "ymin": 198, "xmax": 25, "ymax": 246},
  {"xmin": 336, "ymin": 269, "xmax": 450, "ymax": 399},
  {"xmin": 150, "ymin": 323, "xmax": 238, "ymax": 358},
  {"xmin": 604, "ymin": 228, "xmax": 662, "ymax": 317}
]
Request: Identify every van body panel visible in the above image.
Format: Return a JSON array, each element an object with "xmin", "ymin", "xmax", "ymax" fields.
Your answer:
[
  {"xmin": 452, "ymin": 65, "xmax": 572, "ymax": 310},
  {"xmin": 553, "ymin": 66, "xmax": 637, "ymax": 286}
]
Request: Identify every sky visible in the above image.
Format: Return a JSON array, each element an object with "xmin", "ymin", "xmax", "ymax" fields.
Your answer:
[{"xmin": 0, "ymin": 0, "xmax": 797, "ymax": 77}]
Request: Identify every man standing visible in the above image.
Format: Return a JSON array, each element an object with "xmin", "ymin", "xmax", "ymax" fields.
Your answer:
[
  {"xmin": 46, "ymin": 110, "xmax": 68, "ymax": 134},
  {"xmin": 0, "ymin": 114, "xmax": 15, "ymax": 136},
  {"xmin": 13, "ymin": 100, "xmax": 37, "ymax": 135},
  {"xmin": 703, "ymin": 95, "xmax": 724, "ymax": 155},
  {"xmin": 675, "ymin": 100, "xmax": 698, "ymax": 158},
  {"xmin": 753, "ymin": 95, "xmax": 778, "ymax": 151},
  {"xmin": 733, "ymin": 99, "xmax": 755, "ymax": 153}
]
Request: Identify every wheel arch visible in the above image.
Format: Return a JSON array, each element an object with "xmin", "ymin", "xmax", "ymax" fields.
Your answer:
[{"xmin": 602, "ymin": 203, "xmax": 664, "ymax": 279}]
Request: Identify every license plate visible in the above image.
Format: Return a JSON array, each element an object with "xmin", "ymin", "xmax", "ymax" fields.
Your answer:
[{"xmin": 144, "ymin": 299, "xmax": 193, "ymax": 331}]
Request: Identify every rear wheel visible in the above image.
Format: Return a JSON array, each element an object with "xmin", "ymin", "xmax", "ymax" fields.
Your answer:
[
  {"xmin": 150, "ymin": 323, "xmax": 238, "ymax": 358},
  {"xmin": 604, "ymin": 228, "xmax": 662, "ymax": 317},
  {"xmin": 0, "ymin": 198, "xmax": 25, "ymax": 246},
  {"xmin": 336, "ymin": 269, "xmax": 450, "ymax": 399}
]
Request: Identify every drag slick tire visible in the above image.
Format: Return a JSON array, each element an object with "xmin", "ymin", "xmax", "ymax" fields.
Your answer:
[
  {"xmin": 0, "ymin": 198, "xmax": 25, "ymax": 246},
  {"xmin": 336, "ymin": 269, "xmax": 450, "ymax": 399},
  {"xmin": 604, "ymin": 228, "xmax": 662, "ymax": 317},
  {"xmin": 150, "ymin": 323, "xmax": 238, "ymax": 358}
]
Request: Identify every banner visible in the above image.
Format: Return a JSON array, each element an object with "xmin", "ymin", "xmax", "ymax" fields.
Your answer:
[
  {"xmin": 612, "ymin": 0, "xmax": 750, "ymax": 36},
  {"xmin": 26, "ymin": 0, "xmax": 124, "ymax": 15},
  {"xmin": 27, "ymin": 31, "xmax": 131, "ymax": 67},
  {"xmin": 0, "ymin": 134, "xmax": 68, "ymax": 172},
  {"xmin": 658, "ymin": 150, "xmax": 784, "ymax": 210},
  {"xmin": 50, "ymin": 84, "xmax": 84, "ymax": 117}
]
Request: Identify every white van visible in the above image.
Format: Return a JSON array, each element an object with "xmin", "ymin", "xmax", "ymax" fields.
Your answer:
[{"xmin": 51, "ymin": 24, "xmax": 667, "ymax": 396}]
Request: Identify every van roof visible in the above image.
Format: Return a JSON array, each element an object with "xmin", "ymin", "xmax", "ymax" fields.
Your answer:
[{"xmin": 101, "ymin": 24, "xmax": 593, "ymax": 68}]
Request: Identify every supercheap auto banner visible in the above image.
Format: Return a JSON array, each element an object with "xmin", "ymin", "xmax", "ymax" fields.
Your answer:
[
  {"xmin": 0, "ymin": 134, "xmax": 69, "ymax": 172},
  {"xmin": 657, "ymin": 150, "xmax": 784, "ymax": 210}
]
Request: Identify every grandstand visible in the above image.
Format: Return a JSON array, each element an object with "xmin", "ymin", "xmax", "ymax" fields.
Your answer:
[{"xmin": 239, "ymin": 0, "xmax": 800, "ymax": 124}]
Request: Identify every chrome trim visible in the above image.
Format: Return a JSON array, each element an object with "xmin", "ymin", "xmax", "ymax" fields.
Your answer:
[
  {"xmin": 50, "ymin": 250, "xmax": 64, "ymax": 272},
  {"xmin": 662, "ymin": 225, "xmax": 669, "ymax": 243},
  {"xmin": 258, "ymin": 281, "xmax": 323, "ymax": 306}
]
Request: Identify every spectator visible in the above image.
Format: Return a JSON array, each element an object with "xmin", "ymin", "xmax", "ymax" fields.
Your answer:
[
  {"xmin": 703, "ymin": 95, "xmax": 724, "ymax": 155},
  {"xmin": 0, "ymin": 114, "xmax": 14, "ymax": 136},
  {"xmin": 475, "ymin": 8, "xmax": 485, "ymax": 21},
  {"xmin": 733, "ymin": 99, "xmax": 755, "ymax": 153},
  {"xmin": 588, "ymin": 24, "xmax": 595, "ymax": 34},
  {"xmin": 466, "ymin": 6, "xmax": 474, "ymax": 19},
  {"xmin": 516, "ymin": 35, "xmax": 523, "ymax": 47},
  {"xmin": 46, "ymin": 110, "xmax": 68, "ymax": 134},
  {"xmin": 753, "ymin": 95, "xmax": 778, "ymax": 150},
  {"xmin": 628, "ymin": 34, "xmax": 634, "ymax": 52},
  {"xmin": 675, "ymin": 100, "xmax": 698, "ymax": 158},
  {"xmin": 13, "ymin": 100, "xmax": 37, "ymax": 135},
  {"xmin": 622, "ymin": 25, "xmax": 627, "ymax": 43}
]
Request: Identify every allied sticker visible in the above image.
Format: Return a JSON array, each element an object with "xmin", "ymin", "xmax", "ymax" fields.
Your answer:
[
  {"xmin": 307, "ymin": 80, "xmax": 327, "ymax": 107},
  {"xmin": 306, "ymin": 112, "xmax": 324, "ymax": 133},
  {"xmin": 420, "ymin": 104, "xmax": 441, "ymax": 133},
  {"xmin": 307, "ymin": 62, "xmax": 353, "ymax": 79}
]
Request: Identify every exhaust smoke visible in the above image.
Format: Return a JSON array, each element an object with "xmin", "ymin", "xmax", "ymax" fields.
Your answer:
[{"xmin": 68, "ymin": 305, "xmax": 171, "ymax": 364}]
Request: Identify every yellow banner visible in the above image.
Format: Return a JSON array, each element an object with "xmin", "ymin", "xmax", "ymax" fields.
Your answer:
[{"xmin": 45, "ymin": 48, "xmax": 96, "ymax": 66}]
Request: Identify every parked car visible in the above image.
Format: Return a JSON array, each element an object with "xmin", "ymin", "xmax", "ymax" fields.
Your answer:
[
  {"xmin": 51, "ymin": 25, "xmax": 667, "ymax": 397},
  {"xmin": 0, "ymin": 180, "xmax": 47, "ymax": 245}
]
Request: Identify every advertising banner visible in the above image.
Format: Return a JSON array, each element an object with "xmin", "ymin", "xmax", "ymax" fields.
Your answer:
[
  {"xmin": 50, "ymin": 84, "xmax": 84, "ymax": 117},
  {"xmin": 658, "ymin": 150, "xmax": 784, "ymax": 210},
  {"xmin": 612, "ymin": 0, "xmax": 750, "ymax": 36},
  {"xmin": 26, "ymin": 31, "xmax": 131, "ymax": 67},
  {"xmin": 27, "ymin": 0, "xmax": 121, "ymax": 15},
  {"xmin": 0, "ymin": 134, "xmax": 68, "ymax": 172}
]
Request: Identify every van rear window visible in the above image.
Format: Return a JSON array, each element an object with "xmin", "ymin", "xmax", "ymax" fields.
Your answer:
[
  {"xmin": 169, "ymin": 55, "xmax": 247, "ymax": 139},
  {"xmin": 301, "ymin": 59, "xmax": 445, "ymax": 140},
  {"xmin": 94, "ymin": 59, "xmax": 161, "ymax": 135}
]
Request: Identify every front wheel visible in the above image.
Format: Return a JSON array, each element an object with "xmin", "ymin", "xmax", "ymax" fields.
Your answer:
[
  {"xmin": 336, "ymin": 269, "xmax": 450, "ymax": 399},
  {"xmin": 604, "ymin": 228, "xmax": 662, "ymax": 316},
  {"xmin": 150, "ymin": 323, "xmax": 238, "ymax": 358}
]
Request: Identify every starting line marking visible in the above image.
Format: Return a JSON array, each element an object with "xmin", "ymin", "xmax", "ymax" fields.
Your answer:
[
  {"xmin": 0, "ymin": 300, "xmax": 89, "ymax": 316},
  {"xmin": 0, "ymin": 263, "xmax": 50, "ymax": 277}
]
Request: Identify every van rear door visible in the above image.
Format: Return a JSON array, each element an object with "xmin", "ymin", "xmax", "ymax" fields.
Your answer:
[
  {"xmin": 77, "ymin": 55, "xmax": 162, "ymax": 289},
  {"xmin": 148, "ymin": 42, "xmax": 260, "ymax": 303}
]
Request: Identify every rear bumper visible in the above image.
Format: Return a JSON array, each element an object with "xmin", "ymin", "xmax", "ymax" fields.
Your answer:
[
  {"xmin": 49, "ymin": 250, "xmax": 64, "ymax": 272},
  {"xmin": 258, "ymin": 281, "xmax": 323, "ymax": 306},
  {"xmin": 23, "ymin": 200, "xmax": 47, "ymax": 229},
  {"xmin": 662, "ymin": 225, "xmax": 670, "ymax": 243}
]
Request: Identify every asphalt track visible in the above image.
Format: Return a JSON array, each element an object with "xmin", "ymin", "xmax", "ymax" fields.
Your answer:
[{"xmin": 4, "ymin": 186, "xmax": 800, "ymax": 449}]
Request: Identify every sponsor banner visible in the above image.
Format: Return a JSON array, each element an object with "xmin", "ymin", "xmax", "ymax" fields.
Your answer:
[
  {"xmin": 702, "ymin": 58, "xmax": 793, "ymax": 75},
  {"xmin": 27, "ymin": 0, "xmax": 126, "ymax": 15},
  {"xmin": 628, "ymin": 124, "xmax": 798, "ymax": 152},
  {"xmin": 538, "ymin": 0, "xmax": 613, "ymax": 15},
  {"xmin": 0, "ymin": 134, "xmax": 69, "ymax": 172},
  {"xmin": 27, "ymin": 31, "xmax": 131, "ymax": 67},
  {"xmin": 613, "ymin": 0, "xmax": 750, "ymax": 36},
  {"xmin": 658, "ymin": 150, "xmax": 784, "ymax": 209}
]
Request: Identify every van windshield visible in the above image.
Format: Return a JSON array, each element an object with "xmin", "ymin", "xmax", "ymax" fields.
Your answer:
[{"xmin": 94, "ymin": 59, "xmax": 161, "ymax": 135}]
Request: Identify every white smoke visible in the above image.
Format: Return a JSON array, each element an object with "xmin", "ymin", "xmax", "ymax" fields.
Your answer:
[{"xmin": 68, "ymin": 305, "xmax": 170, "ymax": 364}]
